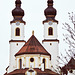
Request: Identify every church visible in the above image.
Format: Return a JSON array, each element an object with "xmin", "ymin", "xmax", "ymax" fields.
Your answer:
[{"xmin": 4, "ymin": 0, "xmax": 59, "ymax": 75}]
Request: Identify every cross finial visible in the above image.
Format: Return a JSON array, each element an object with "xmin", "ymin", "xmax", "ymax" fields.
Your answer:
[{"xmin": 32, "ymin": 30, "xmax": 34, "ymax": 35}]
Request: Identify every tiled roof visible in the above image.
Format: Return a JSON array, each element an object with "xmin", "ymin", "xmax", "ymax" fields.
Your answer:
[
  {"xmin": 66, "ymin": 58, "xmax": 75, "ymax": 69},
  {"xmin": 61, "ymin": 58, "xmax": 75, "ymax": 74},
  {"xmin": 62, "ymin": 58, "xmax": 75, "ymax": 70},
  {"xmin": 5, "ymin": 68, "xmax": 59, "ymax": 75},
  {"xmin": 15, "ymin": 35, "xmax": 51, "ymax": 56}
]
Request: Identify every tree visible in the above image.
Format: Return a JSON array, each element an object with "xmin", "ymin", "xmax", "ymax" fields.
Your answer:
[
  {"xmin": 57, "ymin": 12, "xmax": 75, "ymax": 75},
  {"xmin": 63, "ymin": 12, "xmax": 75, "ymax": 56}
]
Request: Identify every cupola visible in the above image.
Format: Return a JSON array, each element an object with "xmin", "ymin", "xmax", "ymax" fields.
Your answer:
[
  {"xmin": 12, "ymin": 0, "xmax": 24, "ymax": 16},
  {"xmin": 44, "ymin": 0, "xmax": 56, "ymax": 18},
  {"xmin": 43, "ymin": 0, "xmax": 58, "ymax": 24},
  {"xmin": 10, "ymin": 0, "xmax": 26, "ymax": 24}
]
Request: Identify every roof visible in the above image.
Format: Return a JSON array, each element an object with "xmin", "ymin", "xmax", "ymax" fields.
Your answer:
[
  {"xmin": 62, "ymin": 58, "xmax": 75, "ymax": 70},
  {"xmin": 10, "ymin": 0, "xmax": 26, "ymax": 24},
  {"xmin": 61, "ymin": 58, "xmax": 75, "ymax": 74},
  {"xmin": 5, "ymin": 68, "xmax": 59, "ymax": 75},
  {"xmin": 15, "ymin": 35, "xmax": 51, "ymax": 56},
  {"xmin": 43, "ymin": 0, "xmax": 58, "ymax": 24}
]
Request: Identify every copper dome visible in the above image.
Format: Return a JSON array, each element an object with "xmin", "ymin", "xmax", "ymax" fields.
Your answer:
[{"xmin": 12, "ymin": 0, "xmax": 24, "ymax": 16}]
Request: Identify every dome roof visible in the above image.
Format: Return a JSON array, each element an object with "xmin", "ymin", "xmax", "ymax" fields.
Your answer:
[
  {"xmin": 12, "ymin": 0, "xmax": 24, "ymax": 16},
  {"xmin": 44, "ymin": 0, "xmax": 56, "ymax": 18},
  {"xmin": 43, "ymin": 0, "xmax": 58, "ymax": 24},
  {"xmin": 44, "ymin": 7, "xmax": 56, "ymax": 17}
]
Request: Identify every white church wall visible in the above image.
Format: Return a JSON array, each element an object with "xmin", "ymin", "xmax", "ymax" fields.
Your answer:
[
  {"xmin": 40, "ymin": 57, "xmax": 43, "ymax": 63},
  {"xmin": 43, "ymin": 41, "xmax": 59, "ymax": 70},
  {"xmin": 40, "ymin": 55, "xmax": 50, "ymax": 70},
  {"xmin": 41, "ymin": 63, "xmax": 44, "ymax": 71},
  {"xmin": 16, "ymin": 54, "xmax": 51, "ymax": 70},
  {"xmin": 43, "ymin": 22, "xmax": 59, "ymax": 70},
  {"xmin": 34, "ymin": 57, "xmax": 39, "ymax": 68},
  {"xmin": 44, "ymin": 22, "xmax": 58, "ymax": 39},
  {"xmin": 21, "ymin": 57, "xmax": 24, "ymax": 69},
  {"xmin": 8, "ymin": 42, "xmax": 25, "ymax": 73},
  {"xmin": 45, "ymin": 58, "xmax": 49, "ymax": 69},
  {"xmin": 11, "ymin": 23, "xmax": 25, "ymax": 40},
  {"xmin": 26, "ymin": 57, "xmax": 30, "ymax": 68},
  {"xmin": 17, "ymin": 58, "xmax": 19, "ymax": 69}
]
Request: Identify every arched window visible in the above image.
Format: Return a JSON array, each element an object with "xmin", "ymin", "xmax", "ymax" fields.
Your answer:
[
  {"xmin": 48, "ymin": 27, "xmax": 53, "ymax": 35},
  {"xmin": 19, "ymin": 59, "xmax": 22, "ymax": 69},
  {"xmin": 43, "ymin": 58, "xmax": 46, "ymax": 69},
  {"xmin": 15, "ymin": 28, "xmax": 20, "ymax": 36}
]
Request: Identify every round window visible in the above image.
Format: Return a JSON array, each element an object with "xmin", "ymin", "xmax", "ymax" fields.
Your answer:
[{"xmin": 30, "ymin": 58, "xmax": 34, "ymax": 62}]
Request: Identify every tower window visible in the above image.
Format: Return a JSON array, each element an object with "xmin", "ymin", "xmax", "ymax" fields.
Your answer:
[
  {"xmin": 19, "ymin": 59, "xmax": 22, "ymax": 69},
  {"xmin": 48, "ymin": 27, "xmax": 53, "ymax": 35},
  {"xmin": 15, "ymin": 28, "xmax": 20, "ymax": 36}
]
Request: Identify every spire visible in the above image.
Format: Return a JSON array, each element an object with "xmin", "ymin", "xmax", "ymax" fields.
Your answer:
[
  {"xmin": 47, "ymin": 0, "xmax": 53, "ymax": 6},
  {"xmin": 10, "ymin": 0, "xmax": 26, "ymax": 24},
  {"xmin": 15, "ymin": 0, "xmax": 21, "ymax": 8},
  {"xmin": 43, "ymin": 0, "xmax": 58, "ymax": 24}
]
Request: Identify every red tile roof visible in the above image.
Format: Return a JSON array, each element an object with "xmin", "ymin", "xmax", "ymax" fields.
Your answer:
[
  {"xmin": 15, "ymin": 35, "xmax": 51, "ymax": 57},
  {"xmin": 5, "ymin": 68, "xmax": 59, "ymax": 75}
]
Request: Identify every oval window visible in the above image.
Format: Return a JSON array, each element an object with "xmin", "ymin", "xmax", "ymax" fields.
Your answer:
[{"xmin": 30, "ymin": 58, "xmax": 34, "ymax": 62}]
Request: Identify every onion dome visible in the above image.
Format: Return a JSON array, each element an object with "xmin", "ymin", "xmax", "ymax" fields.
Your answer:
[
  {"xmin": 15, "ymin": 33, "xmax": 51, "ymax": 57},
  {"xmin": 12, "ymin": 0, "xmax": 24, "ymax": 16},
  {"xmin": 45, "ymin": 0, "xmax": 56, "ymax": 18},
  {"xmin": 43, "ymin": 0, "xmax": 58, "ymax": 24},
  {"xmin": 10, "ymin": 0, "xmax": 26, "ymax": 24}
]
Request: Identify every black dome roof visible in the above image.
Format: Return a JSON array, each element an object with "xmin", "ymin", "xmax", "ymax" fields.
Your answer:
[
  {"xmin": 44, "ymin": 7, "xmax": 56, "ymax": 17},
  {"xmin": 44, "ymin": 0, "xmax": 56, "ymax": 18},
  {"xmin": 10, "ymin": 0, "xmax": 26, "ymax": 24},
  {"xmin": 12, "ymin": 0, "xmax": 24, "ymax": 16},
  {"xmin": 43, "ymin": 0, "xmax": 58, "ymax": 24},
  {"xmin": 12, "ymin": 8, "xmax": 24, "ymax": 16}
]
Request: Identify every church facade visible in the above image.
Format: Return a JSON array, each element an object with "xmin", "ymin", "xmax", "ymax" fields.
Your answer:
[{"xmin": 4, "ymin": 0, "xmax": 59, "ymax": 75}]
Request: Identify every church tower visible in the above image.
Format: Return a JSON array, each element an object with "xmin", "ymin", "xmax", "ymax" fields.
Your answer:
[
  {"xmin": 42, "ymin": 0, "xmax": 59, "ymax": 70},
  {"xmin": 8, "ymin": 0, "xmax": 26, "ymax": 73}
]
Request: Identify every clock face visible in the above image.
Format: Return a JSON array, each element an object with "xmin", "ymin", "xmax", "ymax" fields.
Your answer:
[
  {"xmin": 16, "ymin": 21, "xmax": 20, "ymax": 25},
  {"xmin": 48, "ymin": 21, "xmax": 53, "ymax": 25}
]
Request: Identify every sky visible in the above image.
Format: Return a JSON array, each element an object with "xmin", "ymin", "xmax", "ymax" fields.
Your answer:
[{"xmin": 0, "ymin": 0, "xmax": 75, "ymax": 75}]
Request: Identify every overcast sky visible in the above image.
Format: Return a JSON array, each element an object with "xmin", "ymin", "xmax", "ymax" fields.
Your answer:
[{"xmin": 0, "ymin": 0, "xmax": 75, "ymax": 75}]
